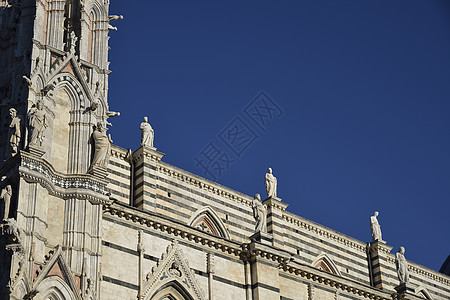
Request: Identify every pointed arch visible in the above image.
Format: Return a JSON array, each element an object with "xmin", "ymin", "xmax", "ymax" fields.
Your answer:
[
  {"xmin": 415, "ymin": 286, "xmax": 433, "ymax": 299},
  {"xmin": 11, "ymin": 277, "xmax": 30, "ymax": 300},
  {"xmin": 85, "ymin": 0, "xmax": 107, "ymax": 21},
  {"xmin": 312, "ymin": 253, "xmax": 342, "ymax": 276},
  {"xmin": 48, "ymin": 71, "xmax": 101, "ymax": 173},
  {"xmin": 36, "ymin": 276, "xmax": 78, "ymax": 300},
  {"xmin": 84, "ymin": 0, "xmax": 108, "ymax": 66},
  {"xmin": 188, "ymin": 206, "xmax": 230, "ymax": 239},
  {"xmin": 150, "ymin": 280, "xmax": 195, "ymax": 300}
]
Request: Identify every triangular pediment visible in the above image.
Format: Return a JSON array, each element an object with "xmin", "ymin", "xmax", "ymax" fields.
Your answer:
[
  {"xmin": 143, "ymin": 240, "xmax": 206, "ymax": 300},
  {"xmin": 32, "ymin": 245, "xmax": 82, "ymax": 300}
]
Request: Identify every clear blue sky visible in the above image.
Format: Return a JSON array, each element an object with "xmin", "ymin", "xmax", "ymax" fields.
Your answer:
[{"xmin": 107, "ymin": 1, "xmax": 450, "ymax": 272}]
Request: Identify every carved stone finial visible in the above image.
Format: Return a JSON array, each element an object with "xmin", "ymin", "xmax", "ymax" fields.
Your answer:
[
  {"xmin": 207, "ymin": 253, "xmax": 215, "ymax": 274},
  {"xmin": 138, "ymin": 230, "xmax": 145, "ymax": 252}
]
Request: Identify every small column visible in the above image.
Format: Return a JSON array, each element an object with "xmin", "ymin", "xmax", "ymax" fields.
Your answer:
[
  {"xmin": 132, "ymin": 146, "xmax": 164, "ymax": 212},
  {"xmin": 367, "ymin": 240, "xmax": 393, "ymax": 289},
  {"xmin": 207, "ymin": 253, "xmax": 215, "ymax": 300},
  {"xmin": 137, "ymin": 230, "xmax": 145, "ymax": 300},
  {"xmin": 262, "ymin": 196, "xmax": 288, "ymax": 248}
]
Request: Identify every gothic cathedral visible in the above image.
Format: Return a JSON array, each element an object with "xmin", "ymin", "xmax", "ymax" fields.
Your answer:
[{"xmin": 0, "ymin": 1, "xmax": 448, "ymax": 299}]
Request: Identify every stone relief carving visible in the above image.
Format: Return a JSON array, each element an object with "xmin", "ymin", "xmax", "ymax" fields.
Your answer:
[
  {"xmin": 108, "ymin": 15, "xmax": 123, "ymax": 31},
  {"xmin": 1, "ymin": 218, "xmax": 21, "ymax": 245},
  {"xmin": 68, "ymin": 31, "xmax": 78, "ymax": 54},
  {"xmin": 395, "ymin": 246, "xmax": 409, "ymax": 284},
  {"xmin": 252, "ymin": 193, "xmax": 267, "ymax": 233},
  {"xmin": 265, "ymin": 167, "xmax": 277, "ymax": 198},
  {"xmin": 27, "ymin": 101, "xmax": 48, "ymax": 147},
  {"xmin": 140, "ymin": 116, "xmax": 154, "ymax": 148},
  {"xmin": 0, "ymin": 176, "xmax": 12, "ymax": 220},
  {"xmin": 89, "ymin": 122, "xmax": 112, "ymax": 170},
  {"xmin": 370, "ymin": 211, "xmax": 382, "ymax": 242},
  {"xmin": 8, "ymin": 108, "xmax": 21, "ymax": 157}
]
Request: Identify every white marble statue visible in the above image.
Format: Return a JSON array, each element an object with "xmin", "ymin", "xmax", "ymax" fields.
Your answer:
[
  {"xmin": 252, "ymin": 194, "xmax": 267, "ymax": 233},
  {"xmin": 140, "ymin": 117, "xmax": 154, "ymax": 148},
  {"xmin": 370, "ymin": 211, "xmax": 382, "ymax": 241},
  {"xmin": 265, "ymin": 168, "xmax": 277, "ymax": 198},
  {"xmin": 69, "ymin": 31, "xmax": 78, "ymax": 54},
  {"xmin": 27, "ymin": 101, "xmax": 47, "ymax": 147},
  {"xmin": 0, "ymin": 176, "xmax": 12, "ymax": 220},
  {"xmin": 8, "ymin": 108, "xmax": 21, "ymax": 157},
  {"xmin": 90, "ymin": 122, "xmax": 112, "ymax": 169},
  {"xmin": 395, "ymin": 247, "xmax": 409, "ymax": 284}
]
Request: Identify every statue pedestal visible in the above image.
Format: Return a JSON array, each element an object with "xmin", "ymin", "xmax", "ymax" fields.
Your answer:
[
  {"xmin": 27, "ymin": 146, "xmax": 45, "ymax": 158},
  {"xmin": 132, "ymin": 146, "xmax": 165, "ymax": 212},
  {"xmin": 250, "ymin": 231, "xmax": 273, "ymax": 246},
  {"xmin": 88, "ymin": 166, "xmax": 108, "ymax": 180},
  {"xmin": 264, "ymin": 196, "xmax": 282, "ymax": 202},
  {"xmin": 142, "ymin": 145, "xmax": 157, "ymax": 151},
  {"xmin": 371, "ymin": 239, "xmax": 386, "ymax": 244},
  {"xmin": 394, "ymin": 283, "xmax": 415, "ymax": 295},
  {"xmin": 262, "ymin": 196, "xmax": 288, "ymax": 248}
]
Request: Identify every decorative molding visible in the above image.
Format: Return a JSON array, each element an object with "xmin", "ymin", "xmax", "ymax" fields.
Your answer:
[
  {"xmin": 312, "ymin": 253, "xmax": 342, "ymax": 276},
  {"xmin": 19, "ymin": 153, "xmax": 109, "ymax": 204},
  {"xmin": 103, "ymin": 202, "xmax": 243, "ymax": 258},
  {"xmin": 282, "ymin": 213, "xmax": 367, "ymax": 253},
  {"xmin": 280, "ymin": 263, "xmax": 391, "ymax": 300},
  {"xmin": 188, "ymin": 206, "xmax": 230, "ymax": 240},
  {"xmin": 158, "ymin": 163, "xmax": 253, "ymax": 207}
]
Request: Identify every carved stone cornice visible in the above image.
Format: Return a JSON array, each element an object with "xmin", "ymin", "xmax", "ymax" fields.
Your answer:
[
  {"xmin": 280, "ymin": 261, "xmax": 392, "ymax": 300},
  {"xmin": 132, "ymin": 146, "xmax": 165, "ymax": 163},
  {"xmin": 103, "ymin": 202, "xmax": 433, "ymax": 299},
  {"xmin": 103, "ymin": 202, "xmax": 243, "ymax": 258},
  {"xmin": 157, "ymin": 162, "xmax": 253, "ymax": 207},
  {"xmin": 241, "ymin": 241, "xmax": 292, "ymax": 265},
  {"xmin": 282, "ymin": 212, "xmax": 367, "ymax": 253},
  {"xmin": 18, "ymin": 152, "xmax": 110, "ymax": 204},
  {"xmin": 263, "ymin": 196, "xmax": 288, "ymax": 211},
  {"xmin": 110, "ymin": 145, "xmax": 128, "ymax": 160}
]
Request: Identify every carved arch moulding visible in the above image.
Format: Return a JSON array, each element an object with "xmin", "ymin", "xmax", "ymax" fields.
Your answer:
[
  {"xmin": 312, "ymin": 253, "xmax": 342, "ymax": 276},
  {"xmin": 188, "ymin": 206, "xmax": 230, "ymax": 240}
]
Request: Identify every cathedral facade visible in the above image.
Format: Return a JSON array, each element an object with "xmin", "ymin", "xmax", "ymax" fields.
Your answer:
[{"xmin": 0, "ymin": 1, "xmax": 449, "ymax": 299}]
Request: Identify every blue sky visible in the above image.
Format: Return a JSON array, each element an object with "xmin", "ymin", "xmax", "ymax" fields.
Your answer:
[{"xmin": 106, "ymin": 1, "xmax": 450, "ymax": 272}]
